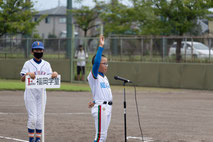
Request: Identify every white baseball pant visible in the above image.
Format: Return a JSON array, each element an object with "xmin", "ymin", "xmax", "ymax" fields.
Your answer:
[
  {"xmin": 92, "ymin": 103, "xmax": 112, "ymax": 142},
  {"xmin": 24, "ymin": 89, "xmax": 47, "ymax": 130}
]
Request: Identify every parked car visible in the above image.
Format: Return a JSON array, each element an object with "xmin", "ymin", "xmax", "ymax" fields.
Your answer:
[{"xmin": 168, "ymin": 41, "xmax": 213, "ymax": 58}]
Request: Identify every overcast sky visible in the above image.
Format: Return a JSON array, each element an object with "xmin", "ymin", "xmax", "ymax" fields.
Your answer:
[
  {"xmin": 31, "ymin": 0, "xmax": 132, "ymax": 11},
  {"xmin": 31, "ymin": 0, "xmax": 90, "ymax": 10},
  {"xmin": 31, "ymin": 0, "xmax": 106, "ymax": 11},
  {"xmin": 31, "ymin": 0, "xmax": 212, "ymax": 12}
]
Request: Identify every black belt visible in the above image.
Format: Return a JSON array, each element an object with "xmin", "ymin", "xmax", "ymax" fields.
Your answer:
[{"xmin": 103, "ymin": 101, "xmax": 113, "ymax": 105}]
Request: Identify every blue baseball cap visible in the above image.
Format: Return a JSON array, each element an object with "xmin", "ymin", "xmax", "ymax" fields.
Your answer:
[{"xmin": 32, "ymin": 41, "xmax": 44, "ymax": 50}]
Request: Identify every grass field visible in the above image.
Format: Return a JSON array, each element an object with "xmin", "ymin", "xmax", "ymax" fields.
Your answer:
[
  {"xmin": 0, "ymin": 79, "xmax": 90, "ymax": 92},
  {"xmin": 0, "ymin": 79, "xmax": 182, "ymax": 94}
]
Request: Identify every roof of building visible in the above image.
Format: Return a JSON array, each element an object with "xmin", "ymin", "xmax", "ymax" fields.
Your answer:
[
  {"xmin": 207, "ymin": 14, "xmax": 213, "ymax": 18},
  {"xmin": 198, "ymin": 19, "xmax": 209, "ymax": 33},
  {"xmin": 37, "ymin": 6, "xmax": 67, "ymax": 16}
]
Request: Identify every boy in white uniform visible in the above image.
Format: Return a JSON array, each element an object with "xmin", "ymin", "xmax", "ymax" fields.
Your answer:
[
  {"xmin": 87, "ymin": 35, "xmax": 112, "ymax": 142},
  {"xmin": 20, "ymin": 41, "xmax": 58, "ymax": 142}
]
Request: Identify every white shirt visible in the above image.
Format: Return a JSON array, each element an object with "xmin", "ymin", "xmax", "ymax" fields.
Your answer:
[
  {"xmin": 75, "ymin": 50, "xmax": 88, "ymax": 66},
  {"xmin": 20, "ymin": 59, "xmax": 53, "ymax": 93},
  {"xmin": 87, "ymin": 71, "xmax": 112, "ymax": 102}
]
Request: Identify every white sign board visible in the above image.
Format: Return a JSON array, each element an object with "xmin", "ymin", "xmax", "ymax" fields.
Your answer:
[{"xmin": 25, "ymin": 75, "xmax": 61, "ymax": 88}]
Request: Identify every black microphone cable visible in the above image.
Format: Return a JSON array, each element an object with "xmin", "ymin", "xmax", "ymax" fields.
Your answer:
[
  {"xmin": 114, "ymin": 75, "xmax": 144, "ymax": 141},
  {"xmin": 133, "ymin": 84, "xmax": 144, "ymax": 142}
]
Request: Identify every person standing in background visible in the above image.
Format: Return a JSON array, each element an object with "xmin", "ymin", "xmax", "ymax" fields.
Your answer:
[{"xmin": 75, "ymin": 45, "xmax": 88, "ymax": 81}]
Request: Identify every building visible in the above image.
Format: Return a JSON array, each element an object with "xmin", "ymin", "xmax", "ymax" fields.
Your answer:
[
  {"xmin": 33, "ymin": 6, "xmax": 102, "ymax": 39},
  {"xmin": 33, "ymin": 6, "xmax": 79, "ymax": 38},
  {"xmin": 209, "ymin": 21, "xmax": 213, "ymax": 34},
  {"xmin": 207, "ymin": 15, "xmax": 213, "ymax": 35}
]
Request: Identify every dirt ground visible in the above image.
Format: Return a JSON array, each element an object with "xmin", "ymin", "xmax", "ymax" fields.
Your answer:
[{"xmin": 0, "ymin": 87, "xmax": 213, "ymax": 142}]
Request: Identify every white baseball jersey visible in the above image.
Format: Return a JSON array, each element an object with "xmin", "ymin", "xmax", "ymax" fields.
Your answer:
[
  {"xmin": 88, "ymin": 71, "xmax": 112, "ymax": 142},
  {"xmin": 20, "ymin": 58, "xmax": 52, "ymax": 94},
  {"xmin": 20, "ymin": 58, "xmax": 52, "ymax": 129},
  {"xmin": 21, "ymin": 59, "xmax": 52, "ymax": 76},
  {"xmin": 87, "ymin": 71, "xmax": 112, "ymax": 102}
]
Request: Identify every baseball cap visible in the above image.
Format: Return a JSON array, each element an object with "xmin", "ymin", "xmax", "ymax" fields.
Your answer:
[{"xmin": 32, "ymin": 41, "xmax": 44, "ymax": 50}]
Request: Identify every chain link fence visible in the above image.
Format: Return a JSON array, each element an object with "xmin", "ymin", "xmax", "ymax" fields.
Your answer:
[
  {"xmin": 1, "ymin": 36, "xmax": 213, "ymax": 63},
  {"xmin": 2, "ymin": 36, "xmax": 213, "ymax": 81}
]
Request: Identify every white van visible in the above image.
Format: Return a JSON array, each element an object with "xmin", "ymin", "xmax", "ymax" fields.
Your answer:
[{"xmin": 168, "ymin": 41, "xmax": 213, "ymax": 58}]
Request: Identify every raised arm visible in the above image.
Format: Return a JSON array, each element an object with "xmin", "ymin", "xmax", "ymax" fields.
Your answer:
[{"xmin": 92, "ymin": 35, "xmax": 104, "ymax": 79}]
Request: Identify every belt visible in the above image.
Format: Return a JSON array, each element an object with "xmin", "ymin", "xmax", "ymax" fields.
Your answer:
[
  {"xmin": 103, "ymin": 101, "xmax": 113, "ymax": 105},
  {"xmin": 93, "ymin": 101, "xmax": 113, "ymax": 105}
]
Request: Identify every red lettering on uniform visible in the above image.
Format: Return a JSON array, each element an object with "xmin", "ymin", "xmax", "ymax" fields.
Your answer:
[{"xmin": 28, "ymin": 78, "xmax": 31, "ymax": 85}]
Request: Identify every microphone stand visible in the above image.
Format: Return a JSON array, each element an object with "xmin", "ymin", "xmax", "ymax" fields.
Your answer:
[
  {"xmin": 123, "ymin": 81, "xmax": 127, "ymax": 142},
  {"xmin": 114, "ymin": 76, "xmax": 132, "ymax": 142}
]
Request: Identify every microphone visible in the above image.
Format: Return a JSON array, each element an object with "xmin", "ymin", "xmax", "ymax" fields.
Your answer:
[{"xmin": 114, "ymin": 76, "xmax": 132, "ymax": 83}]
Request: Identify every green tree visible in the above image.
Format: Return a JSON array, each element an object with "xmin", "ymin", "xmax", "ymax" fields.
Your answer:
[
  {"xmin": 148, "ymin": 0, "xmax": 213, "ymax": 62},
  {"xmin": 100, "ymin": 1, "xmax": 140, "ymax": 36},
  {"xmin": 129, "ymin": 0, "xmax": 164, "ymax": 35},
  {"xmin": 96, "ymin": 0, "xmax": 156, "ymax": 36},
  {"xmin": 0, "ymin": 0, "xmax": 44, "ymax": 37},
  {"xmin": 72, "ymin": 0, "xmax": 150, "ymax": 36},
  {"xmin": 72, "ymin": 6, "xmax": 101, "ymax": 37}
]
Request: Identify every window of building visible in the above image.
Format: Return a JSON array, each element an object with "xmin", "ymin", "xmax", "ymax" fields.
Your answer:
[
  {"xmin": 42, "ymin": 33, "xmax": 45, "ymax": 38},
  {"xmin": 34, "ymin": 17, "xmax": 37, "ymax": 22},
  {"xmin": 95, "ymin": 21, "xmax": 102, "ymax": 30},
  {"xmin": 59, "ymin": 17, "xmax": 66, "ymax": 23},
  {"xmin": 45, "ymin": 17, "xmax": 50, "ymax": 24}
]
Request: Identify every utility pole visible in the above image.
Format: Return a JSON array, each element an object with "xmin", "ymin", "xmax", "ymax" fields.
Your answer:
[
  {"xmin": 24, "ymin": 0, "xmax": 31, "ymax": 58},
  {"xmin": 110, "ymin": 0, "xmax": 119, "ymax": 56},
  {"xmin": 67, "ymin": 0, "xmax": 73, "ymax": 82},
  {"xmin": 66, "ymin": 0, "xmax": 72, "ymax": 58}
]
